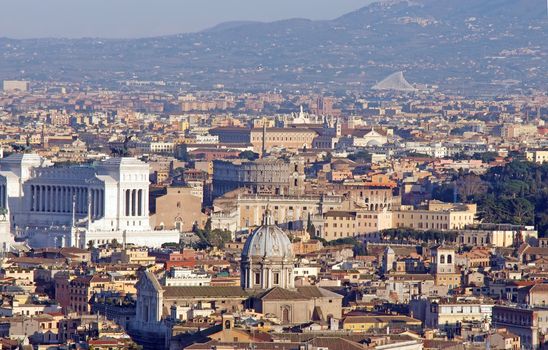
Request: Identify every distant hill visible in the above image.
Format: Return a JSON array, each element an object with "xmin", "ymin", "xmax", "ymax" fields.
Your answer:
[
  {"xmin": 0, "ymin": 0, "xmax": 546, "ymax": 94},
  {"xmin": 202, "ymin": 21, "xmax": 263, "ymax": 33}
]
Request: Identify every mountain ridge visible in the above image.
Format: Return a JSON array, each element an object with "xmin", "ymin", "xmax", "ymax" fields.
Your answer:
[{"xmin": 0, "ymin": 0, "xmax": 546, "ymax": 94}]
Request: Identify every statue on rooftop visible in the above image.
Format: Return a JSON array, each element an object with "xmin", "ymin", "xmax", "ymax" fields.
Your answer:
[
  {"xmin": 110, "ymin": 133, "xmax": 133, "ymax": 157},
  {"xmin": 11, "ymin": 135, "xmax": 32, "ymax": 153}
]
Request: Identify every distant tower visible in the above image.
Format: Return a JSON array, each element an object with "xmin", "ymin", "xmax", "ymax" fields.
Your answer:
[
  {"xmin": 335, "ymin": 118, "xmax": 342, "ymax": 137},
  {"xmin": 41, "ymin": 125, "xmax": 48, "ymax": 149},
  {"xmin": 261, "ymin": 118, "xmax": 267, "ymax": 157},
  {"xmin": 430, "ymin": 245, "xmax": 455, "ymax": 274},
  {"xmin": 382, "ymin": 246, "xmax": 395, "ymax": 273},
  {"xmin": 430, "ymin": 245, "xmax": 460, "ymax": 289},
  {"xmin": 323, "ymin": 115, "xmax": 329, "ymax": 129}
]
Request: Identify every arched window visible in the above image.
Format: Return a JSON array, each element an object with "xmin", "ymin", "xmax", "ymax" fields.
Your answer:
[
  {"xmin": 282, "ymin": 306, "xmax": 290, "ymax": 324},
  {"xmin": 440, "ymin": 254, "xmax": 445, "ymax": 264},
  {"xmin": 447, "ymin": 255, "xmax": 452, "ymax": 264}
]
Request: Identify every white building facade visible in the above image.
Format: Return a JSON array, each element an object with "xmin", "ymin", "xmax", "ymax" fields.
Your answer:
[{"xmin": 0, "ymin": 153, "xmax": 179, "ymax": 249}]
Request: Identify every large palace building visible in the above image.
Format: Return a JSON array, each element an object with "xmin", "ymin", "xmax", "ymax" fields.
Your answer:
[
  {"xmin": 212, "ymin": 157, "xmax": 305, "ymax": 198},
  {"xmin": 0, "ymin": 153, "xmax": 178, "ymax": 249}
]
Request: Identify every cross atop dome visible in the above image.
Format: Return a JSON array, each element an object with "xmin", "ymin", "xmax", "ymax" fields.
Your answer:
[{"xmin": 262, "ymin": 205, "xmax": 274, "ymax": 226}]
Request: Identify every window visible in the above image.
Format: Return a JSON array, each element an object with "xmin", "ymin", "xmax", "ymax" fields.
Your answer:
[
  {"xmin": 255, "ymin": 273, "xmax": 261, "ymax": 285},
  {"xmin": 273, "ymin": 273, "xmax": 280, "ymax": 285}
]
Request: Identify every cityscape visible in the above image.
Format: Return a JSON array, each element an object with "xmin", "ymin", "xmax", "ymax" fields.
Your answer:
[{"xmin": 0, "ymin": 1, "xmax": 547, "ymax": 350}]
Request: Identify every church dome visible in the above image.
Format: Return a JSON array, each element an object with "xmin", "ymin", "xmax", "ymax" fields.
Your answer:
[{"xmin": 242, "ymin": 212, "xmax": 293, "ymax": 260}]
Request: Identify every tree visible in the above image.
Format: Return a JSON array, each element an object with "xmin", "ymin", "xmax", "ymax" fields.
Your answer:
[
  {"xmin": 192, "ymin": 218, "xmax": 232, "ymax": 249},
  {"xmin": 348, "ymin": 150, "xmax": 371, "ymax": 162},
  {"xmin": 467, "ymin": 160, "xmax": 548, "ymax": 227},
  {"xmin": 207, "ymin": 229, "xmax": 232, "ymax": 249},
  {"xmin": 306, "ymin": 213, "xmax": 316, "ymax": 236},
  {"xmin": 178, "ymin": 146, "xmax": 191, "ymax": 162},
  {"xmin": 456, "ymin": 174, "xmax": 487, "ymax": 201},
  {"xmin": 472, "ymin": 151, "xmax": 498, "ymax": 163},
  {"xmin": 432, "ymin": 183, "xmax": 456, "ymax": 203},
  {"xmin": 238, "ymin": 150, "xmax": 260, "ymax": 161},
  {"xmin": 204, "ymin": 218, "xmax": 212, "ymax": 234},
  {"xmin": 508, "ymin": 198, "xmax": 534, "ymax": 225},
  {"xmin": 323, "ymin": 237, "xmax": 366, "ymax": 256}
]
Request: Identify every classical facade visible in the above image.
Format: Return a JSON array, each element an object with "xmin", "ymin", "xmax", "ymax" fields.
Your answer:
[
  {"xmin": 211, "ymin": 193, "xmax": 344, "ymax": 232},
  {"xmin": 349, "ymin": 128, "xmax": 389, "ymax": 147},
  {"xmin": 0, "ymin": 153, "xmax": 179, "ymax": 249},
  {"xmin": 212, "ymin": 157, "xmax": 305, "ymax": 198}
]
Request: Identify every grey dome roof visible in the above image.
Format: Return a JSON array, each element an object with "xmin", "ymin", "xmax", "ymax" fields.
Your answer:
[{"xmin": 242, "ymin": 213, "xmax": 293, "ymax": 260}]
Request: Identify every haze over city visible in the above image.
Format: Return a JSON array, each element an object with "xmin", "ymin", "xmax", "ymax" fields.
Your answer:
[
  {"xmin": 0, "ymin": 0, "xmax": 375, "ymax": 38},
  {"xmin": 0, "ymin": 1, "xmax": 547, "ymax": 350}
]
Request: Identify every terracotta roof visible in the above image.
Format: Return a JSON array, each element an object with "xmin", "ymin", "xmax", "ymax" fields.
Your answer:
[
  {"xmin": 423, "ymin": 339, "xmax": 464, "ymax": 350},
  {"xmin": 88, "ymin": 338, "xmax": 120, "ymax": 345},
  {"xmin": 324, "ymin": 211, "xmax": 357, "ymax": 218},
  {"xmin": 296, "ymin": 286, "xmax": 343, "ymax": 299},
  {"xmin": 163, "ymin": 286, "xmax": 248, "ymax": 299},
  {"xmin": 257, "ymin": 287, "xmax": 309, "ymax": 301},
  {"xmin": 527, "ymin": 284, "xmax": 548, "ymax": 294},
  {"xmin": 8, "ymin": 257, "xmax": 66, "ymax": 266},
  {"xmin": 523, "ymin": 247, "xmax": 548, "ymax": 256},
  {"xmin": 186, "ymin": 340, "xmax": 301, "ymax": 350},
  {"xmin": 307, "ymin": 337, "xmax": 364, "ymax": 350},
  {"xmin": 343, "ymin": 315, "xmax": 421, "ymax": 324}
]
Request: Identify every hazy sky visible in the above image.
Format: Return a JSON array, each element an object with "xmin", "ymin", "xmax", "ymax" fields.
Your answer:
[{"xmin": 0, "ymin": 0, "xmax": 375, "ymax": 39}]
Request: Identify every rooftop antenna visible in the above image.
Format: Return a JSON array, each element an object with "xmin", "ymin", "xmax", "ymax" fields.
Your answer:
[{"xmin": 261, "ymin": 118, "xmax": 267, "ymax": 158}]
